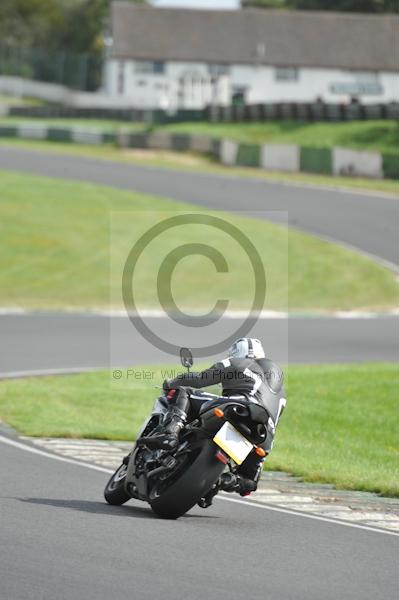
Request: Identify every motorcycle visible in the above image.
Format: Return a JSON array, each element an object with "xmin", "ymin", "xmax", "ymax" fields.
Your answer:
[{"xmin": 104, "ymin": 348, "xmax": 271, "ymax": 519}]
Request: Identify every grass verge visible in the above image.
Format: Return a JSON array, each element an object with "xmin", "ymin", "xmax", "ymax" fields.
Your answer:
[
  {"xmin": 159, "ymin": 119, "xmax": 399, "ymax": 156},
  {"xmin": 0, "ymin": 363, "xmax": 397, "ymax": 496},
  {"xmin": 2, "ymin": 137, "xmax": 399, "ymax": 197},
  {"xmin": 1, "ymin": 170, "xmax": 399, "ymax": 311}
]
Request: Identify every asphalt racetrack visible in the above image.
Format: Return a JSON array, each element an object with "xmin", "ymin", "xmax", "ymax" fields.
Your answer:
[
  {"xmin": 1, "ymin": 146, "xmax": 398, "ymax": 270},
  {"xmin": 0, "ymin": 312, "xmax": 398, "ymax": 378},
  {"xmin": 1, "ymin": 147, "xmax": 399, "ymax": 600},
  {"xmin": 0, "ymin": 145, "xmax": 398, "ymax": 373},
  {"xmin": 1, "ymin": 435, "xmax": 398, "ymax": 600}
]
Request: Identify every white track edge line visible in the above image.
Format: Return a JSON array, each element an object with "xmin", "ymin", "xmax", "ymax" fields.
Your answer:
[
  {"xmin": 1, "ymin": 433, "xmax": 398, "ymax": 538},
  {"xmin": 0, "ymin": 367, "xmax": 103, "ymax": 379},
  {"xmin": 1, "ymin": 308, "xmax": 399, "ymax": 318},
  {"xmin": 216, "ymin": 495, "xmax": 399, "ymax": 538},
  {"xmin": 0, "ymin": 434, "xmax": 112, "ymax": 474}
]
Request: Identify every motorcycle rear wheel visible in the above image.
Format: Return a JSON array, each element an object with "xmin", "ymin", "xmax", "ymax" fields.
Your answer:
[{"xmin": 149, "ymin": 440, "xmax": 225, "ymax": 519}]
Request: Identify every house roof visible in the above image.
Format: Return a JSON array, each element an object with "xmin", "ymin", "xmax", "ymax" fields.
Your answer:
[{"xmin": 111, "ymin": 3, "xmax": 399, "ymax": 72}]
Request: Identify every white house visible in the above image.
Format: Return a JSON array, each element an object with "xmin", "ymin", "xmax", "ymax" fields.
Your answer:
[{"xmin": 104, "ymin": 3, "xmax": 399, "ymax": 110}]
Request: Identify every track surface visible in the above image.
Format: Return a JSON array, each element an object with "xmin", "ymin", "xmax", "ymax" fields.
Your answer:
[
  {"xmin": 1, "ymin": 312, "xmax": 398, "ymax": 377},
  {"xmin": 1, "ymin": 146, "xmax": 399, "ymax": 269},
  {"xmin": 1, "ymin": 147, "xmax": 398, "ymax": 599},
  {"xmin": 0, "ymin": 146, "xmax": 398, "ymax": 370},
  {"xmin": 1, "ymin": 437, "xmax": 398, "ymax": 600}
]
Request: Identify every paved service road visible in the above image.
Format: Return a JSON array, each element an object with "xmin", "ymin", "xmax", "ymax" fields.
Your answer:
[
  {"xmin": 1, "ymin": 312, "xmax": 398, "ymax": 376},
  {"xmin": 1, "ymin": 148, "xmax": 398, "ymax": 600},
  {"xmin": 1, "ymin": 436, "xmax": 398, "ymax": 600},
  {"xmin": 1, "ymin": 146, "xmax": 398, "ymax": 270},
  {"xmin": 0, "ymin": 147, "xmax": 398, "ymax": 372}
]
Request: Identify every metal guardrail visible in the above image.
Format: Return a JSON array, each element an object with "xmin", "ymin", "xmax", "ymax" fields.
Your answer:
[{"xmin": 0, "ymin": 124, "xmax": 398, "ymax": 180}]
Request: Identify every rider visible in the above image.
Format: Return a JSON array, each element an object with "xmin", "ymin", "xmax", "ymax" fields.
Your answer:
[{"xmin": 143, "ymin": 338, "xmax": 286, "ymax": 497}]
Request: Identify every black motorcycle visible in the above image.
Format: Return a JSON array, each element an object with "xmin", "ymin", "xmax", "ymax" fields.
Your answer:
[{"xmin": 104, "ymin": 348, "xmax": 270, "ymax": 519}]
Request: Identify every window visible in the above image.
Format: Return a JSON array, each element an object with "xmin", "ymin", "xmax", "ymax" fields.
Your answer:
[
  {"xmin": 232, "ymin": 87, "xmax": 247, "ymax": 106},
  {"xmin": 352, "ymin": 71, "xmax": 379, "ymax": 83},
  {"xmin": 275, "ymin": 67, "xmax": 299, "ymax": 82},
  {"xmin": 135, "ymin": 61, "xmax": 165, "ymax": 75},
  {"xmin": 208, "ymin": 64, "xmax": 230, "ymax": 77}
]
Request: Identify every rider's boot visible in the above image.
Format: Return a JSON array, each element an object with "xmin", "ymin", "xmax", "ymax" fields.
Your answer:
[
  {"xmin": 198, "ymin": 482, "xmax": 219, "ymax": 508},
  {"xmin": 237, "ymin": 452, "xmax": 265, "ymax": 496},
  {"xmin": 141, "ymin": 406, "xmax": 186, "ymax": 452}
]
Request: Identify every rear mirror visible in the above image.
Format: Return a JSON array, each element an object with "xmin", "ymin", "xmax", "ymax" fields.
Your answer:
[{"xmin": 180, "ymin": 347, "xmax": 193, "ymax": 369}]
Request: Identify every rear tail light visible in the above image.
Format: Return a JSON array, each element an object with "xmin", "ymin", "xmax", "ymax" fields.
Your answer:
[{"xmin": 215, "ymin": 450, "xmax": 228, "ymax": 465}]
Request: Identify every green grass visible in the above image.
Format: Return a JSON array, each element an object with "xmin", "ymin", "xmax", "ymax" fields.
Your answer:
[
  {"xmin": 1, "ymin": 169, "xmax": 399, "ymax": 312},
  {"xmin": 0, "ymin": 95, "xmax": 44, "ymax": 106},
  {"xmin": 2, "ymin": 117, "xmax": 399, "ymax": 155},
  {"xmin": 269, "ymin": 363, "xmax": 399, "ymax": 497},
  {"xmin": 159, "ymin": 120, "xmax": 399, "ymax": 156},
  {"xmin": 2, "ymin": 137, "xmax": 399, "ymax": 197},
  {"xmin": 0, "ymin": 117, "xmax": 143, "ymax": 131},
  {"xmin": 1, "ymin": 363, "xmax": 397, "ymax": 496}
]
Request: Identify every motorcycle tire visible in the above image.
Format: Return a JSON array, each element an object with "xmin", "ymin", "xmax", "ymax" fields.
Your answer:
[
  {"xmin": 104, "ymin": 463, "xmax": 130, "ymax": 505},
  {"xmin": 149, "ymin": 440, "xmax": 226, "ymax": 519}
]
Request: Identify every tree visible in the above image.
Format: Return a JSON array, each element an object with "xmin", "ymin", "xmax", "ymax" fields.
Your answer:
[
  {"xmin": 0, "ymin": 0, "xmax": 148, "ymax": 89},
  {"xmin": 242, "ymin": 0, "xmax": 288, "ymax": 7},
  {"xmin": 242, "ymin": 0, "xmax": 399, "ymax": 12},
  {"xmin": 290, "ymin": 0, "xmax": 399, "ymax": 11},
  {"xmin": 0, "ymin": 0, "xmax": 63, "ymax": 48},
  {"xmin": 0, "ymin": 0, "xmax": 149, "ymax": 53}
]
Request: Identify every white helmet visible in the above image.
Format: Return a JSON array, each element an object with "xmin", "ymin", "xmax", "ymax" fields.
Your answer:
[{"xmin": 228, "ymin": 338, "xmax": 265, "ymax": 360}]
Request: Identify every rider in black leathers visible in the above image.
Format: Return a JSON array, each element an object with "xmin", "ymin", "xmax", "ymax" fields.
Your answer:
[{"xmin": 143, "ymin": 338, "xmax": 286, "ymax": 497}]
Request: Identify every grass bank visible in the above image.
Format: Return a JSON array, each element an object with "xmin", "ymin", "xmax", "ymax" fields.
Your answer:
[
  {"xmin": 0, "ymin": 363, "xmax": 397, "ymax": 496},
  {"xmin": 159, "ymin": 119, "xmax": 399, "ymax": 156},
  {"xmin": 1, "ymin": 170, "xmax": 399, "ymax": 311}
]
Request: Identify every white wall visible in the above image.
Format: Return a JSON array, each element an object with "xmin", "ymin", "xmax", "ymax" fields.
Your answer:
[
  {"xmin": 105, "ymin": 59, "xmax": 399, "ymax": 107},
  {"xmin": 105, "ymin": 59, "xmax": 230, "ymax": 109},
  {"xmin": 0, "ymin": 75, "xmax": 137, "ymax": 108},
  {"xmin": 231, "ymin": 65, "xmax": 399, "ymax": 104},
  {"xmin": 8, "ymin": 61, "xmax": 397, "ymax": 110}
]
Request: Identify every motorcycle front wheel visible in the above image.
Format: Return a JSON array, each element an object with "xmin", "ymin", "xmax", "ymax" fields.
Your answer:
[{"xmin": 104, "ymin": 463, "xmax": 130, "ymax": 505}]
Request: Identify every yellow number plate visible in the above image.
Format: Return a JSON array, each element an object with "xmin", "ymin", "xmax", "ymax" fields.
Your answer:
[{"xmin": 213, "ymin": 421, "xmax": 253, "ymax": 465}]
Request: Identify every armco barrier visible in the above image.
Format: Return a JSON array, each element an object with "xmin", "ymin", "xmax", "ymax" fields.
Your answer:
[
  {"xmin": 219, "ymin": 139, "xmax": 239, "ymax": 166},
  {"xmin": 300, "ymin": 147, "xmax": 333, "ymax": 175},
  {"xmin": 0, "ymin": 126, "xmax": 17, "ymax": 137},
  {"xmin": 190, "ymin": 135, "xmax": 214, "ymax": 154},
  {"xmin": 18, "ymin": 124, "xmax": 47, "ymax": 140},
  {"xmin": 47, "ymin": 128, "xmax": 72, "ymax": 142},
  {"xmin": 147, "ymin": 132, "xmax": 174, "ymax": 150},
  {"xmin": 261, "ymin": 144, "xmax": 300, "ymax": 173},
  {"xmin": 236, "ymin": 143, "xmax": 261, "ymax": 167},
  {"xmin": 382, "ymin": 153, "xmax": 399, "ymax": 180},
  {"xmin": 332, "ymin": 147, "xmax": 383, "ymax": 179},
  {"xmin": 0, "ymin": 124, "xmax": 398, "ymax": 180},
  {"xmin": 170, "ymin": 134, "xmax": 191, "ymax": 152}
]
